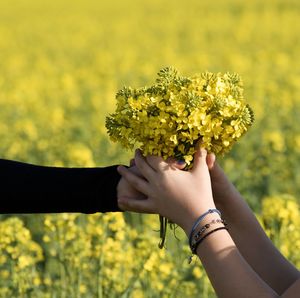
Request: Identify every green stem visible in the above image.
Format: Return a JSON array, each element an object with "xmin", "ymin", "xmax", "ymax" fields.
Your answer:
[{"xmin": 158, "ymin": 215, "xmax": 168, "ymax": 249}]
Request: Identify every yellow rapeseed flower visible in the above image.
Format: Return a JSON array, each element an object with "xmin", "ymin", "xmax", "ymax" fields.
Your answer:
[{"xmin": 106, "ymin": 67, "xmax": 254, "ymax": 165}]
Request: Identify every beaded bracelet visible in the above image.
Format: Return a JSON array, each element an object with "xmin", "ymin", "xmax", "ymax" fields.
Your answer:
[
  {"xmin": 192, "ymin": 226, "xmax": 228, "ymax": 254},
  {"xmin": 188, "ymin": 209, "xmax": 221, "ymax": 248},
  {"xmin": 190, "ymin": 219, "xmax": 227, "ymax": 252}
]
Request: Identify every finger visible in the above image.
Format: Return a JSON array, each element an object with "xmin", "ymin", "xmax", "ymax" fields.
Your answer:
[
  {"xmin": 165, "ymin": 157, "xmax": 186, "ymax": 170},
  {"xmin": 191, "ymin": 148, "xmax": 208, "ymax": 173},
  {"xmin": 145, "ymin": 155, "xmax": 170, "ymax": 171},
  {"xmin": 129, "ymin": 165, "xmax": 143, "ymax": 177},
  {"xmin": 117, "ymin": 165, "xmax": 151, "ymax": 196},
  {"xmin": 134, "ymin": 150, "xmax": 156, "ymax": 180},
  {"xmin": 129, "ymin": 158, "xmax": 135, "ymax": 167},
  {"xmin": 206, "ymin": 153, "xmax": 216, "ymax": 170},
  {"xmin": 118, "ymin": 196, "xmax": 156, "ymax": 214}
]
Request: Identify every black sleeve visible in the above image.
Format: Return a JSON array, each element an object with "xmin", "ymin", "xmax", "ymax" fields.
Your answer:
[{"xmin": 0, "ymin": 159, "xmax": 122, "ymax": 214}]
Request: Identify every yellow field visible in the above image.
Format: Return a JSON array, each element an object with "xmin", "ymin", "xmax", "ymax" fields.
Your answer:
[{"xmin": 0, "ymin": 0, "xmax": 299, "ymax": 297}]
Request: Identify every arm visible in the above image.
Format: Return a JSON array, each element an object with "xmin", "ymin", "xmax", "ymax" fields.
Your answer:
[
  {"xmin": 0, "ymin": 158, "xmax": 122, "ymax": 213},
  {"xmin": 208, "ymin": 160, "xmax": 300, "ymax": 295},
  {"xmin": 188, "ymin": 218, "xmax": 278, "ymax": 298},
  {"xmin": 117, "ymin": 149, "xmax": 300, "ymax": 297}
]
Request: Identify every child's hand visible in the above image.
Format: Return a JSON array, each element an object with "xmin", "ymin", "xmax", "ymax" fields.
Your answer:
[
  {"xmin": 170, "ymin": 153, "xmax": 240, "ymax": 210},
  {"xmin": 117, "ymin": 148, "xmax": 216, "ymax": 235},
  {"xmin": 117, "ymin": 165, "xmax": 146, "ymax": 208}
]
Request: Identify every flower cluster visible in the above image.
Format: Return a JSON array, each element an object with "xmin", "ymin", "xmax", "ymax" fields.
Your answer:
[
  {"xmin": 0, "ymin": 218, "xmax": 43, "ymax": 296},
  {"xmin": 261, "ymin": 194, "xmax": 300, "ymax": 267},
  {"xmin": 41, "ymin": 213, "xmax": 188, "ymax": 297},
  {"xmin": 106, "ymin": 67, "xmax": 254, "ymax": 164}
]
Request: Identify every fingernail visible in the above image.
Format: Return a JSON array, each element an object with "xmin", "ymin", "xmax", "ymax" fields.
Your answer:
[
  {"xmin": 200, "ymin": 148, "xmax": 207, "ymax": 154},
  {"xmin": 176, "ymin": 160, "xmax": 186, "ymax": 165},
  {"xmin": 117, "ymin": 165, "xmax": 124, "ymax": 173}
]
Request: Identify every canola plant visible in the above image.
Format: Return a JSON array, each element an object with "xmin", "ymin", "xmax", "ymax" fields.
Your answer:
[{"xmin": 0, "ymin": 0, "xmax": 299, "ymax": 297}]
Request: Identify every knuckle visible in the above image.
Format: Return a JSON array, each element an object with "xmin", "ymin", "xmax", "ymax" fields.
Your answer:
[{"xmin": 131, "ymin": 178, "xmax": 142, "ymax": 189}]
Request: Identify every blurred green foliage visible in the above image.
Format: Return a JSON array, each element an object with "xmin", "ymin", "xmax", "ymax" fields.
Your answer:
[{"xmin": 0, "ymin": 0, "xmax": 299, "ymax": 296}]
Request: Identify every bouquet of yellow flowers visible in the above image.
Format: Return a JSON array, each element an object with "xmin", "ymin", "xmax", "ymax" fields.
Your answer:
[
  {"xmin": 106, "ymin": 67, "xmax": 254, "ymax": 164},
  {"xmin": 106, "ymin": 67, "xmax": 254, "ymax": 247}
]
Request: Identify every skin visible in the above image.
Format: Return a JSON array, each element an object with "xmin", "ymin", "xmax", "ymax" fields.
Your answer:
[
  {"xmin": 206, "ymin": 160, "xmax": 300, "ymax": 296},
  {"xmin": 117, "ymin": 149, "xmax": 300, "ymax": 297},
  {"xmin": 118, "ymin": 149, "xmax": 216, "ymax": 233},
  {"xmin": 117, "ymin": 165, "xmax": 146, "ymax": 202}
]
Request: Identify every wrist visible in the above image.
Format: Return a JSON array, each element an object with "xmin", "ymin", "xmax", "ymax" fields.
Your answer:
[
  {"xmin": 181, "ymin": 205, "xmax": 218, "ymax": 236},
  {"xmin": 187, "ymin": 210, "xmax": 227, "ymax": 262},
  {"xmin": 210, "ymin": 163, "xmax": 237, "ymax": 206},
  {"xmin": 214, "ymin": 186, "xmax": 242, "ymax": 216}
]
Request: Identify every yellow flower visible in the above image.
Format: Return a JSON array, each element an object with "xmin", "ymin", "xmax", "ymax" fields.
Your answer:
[
  {"xmin": 0, "ymin": 270, "xmax": 9, "ymax": 279},
  {"xmin": 68, "ymin": 144, "xmax": 95, "ymax": 166},
  {"xmin": 33, "ymin": 277, "xmax": 41, "ymax": 286},
  {"xmin": 43, "ymin": 235, "xmax": 51, "ymax": 243},
  {"xmin": 18, "ymin": 255, "xmax": 33, "ymax": 269},
  {"xmin": 106, "ymin": 67, "xmax": 254, "ymax": 165},
  {"xmin": 79, "ymin": 284, "xmax": 87, "ymax": 294},
  {"xmin": 192, "ymin": 266, "xmax": 203, "ymax": 278}
]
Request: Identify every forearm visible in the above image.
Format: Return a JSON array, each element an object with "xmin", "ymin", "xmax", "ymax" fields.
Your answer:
[
  {"xmin": 195, "ymin": 228, "xmax": 278, "ymax": 298},
  {"xmin": 211, "ymin": 164, "xmax": 300, "ymax": 294},
  {"xmin": 0, "ymin": 159, "xmax": 122, "ymax": 213}
]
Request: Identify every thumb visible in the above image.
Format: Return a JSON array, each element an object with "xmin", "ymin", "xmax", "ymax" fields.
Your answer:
[
  {"xmin": 206, "ymin": 153, "xmax": 216, "ymax": 170},
  {"xmin": 118, "ymin": 196, "xmax": 155, "ymax": 214},
  {"xmin": 191, "ymin": 148, "xmax": 208, "ymax": 173}
]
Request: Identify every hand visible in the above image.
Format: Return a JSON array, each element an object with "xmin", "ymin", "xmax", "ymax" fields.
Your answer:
[
  {"xmin": 170, "ymin": 153, "xmax": 239, "ymax": 210},
  {"xmin": 117, "ymin": 165, "xmax": 146, "ymax": 210},
  {"xmin": 117, "ymin": 149, "xmax": 216, "ymax": 235}
]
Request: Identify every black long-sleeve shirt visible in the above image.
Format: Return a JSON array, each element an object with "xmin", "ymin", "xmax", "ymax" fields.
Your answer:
[{"xmin": 0, "ymin": 159, "xmax": 122, "ymax": 213}]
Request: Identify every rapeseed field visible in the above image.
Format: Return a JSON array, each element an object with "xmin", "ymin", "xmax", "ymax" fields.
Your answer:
[{"xmin": 0, "ymin": 0, "xmax": 299, "ymax": 297}]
